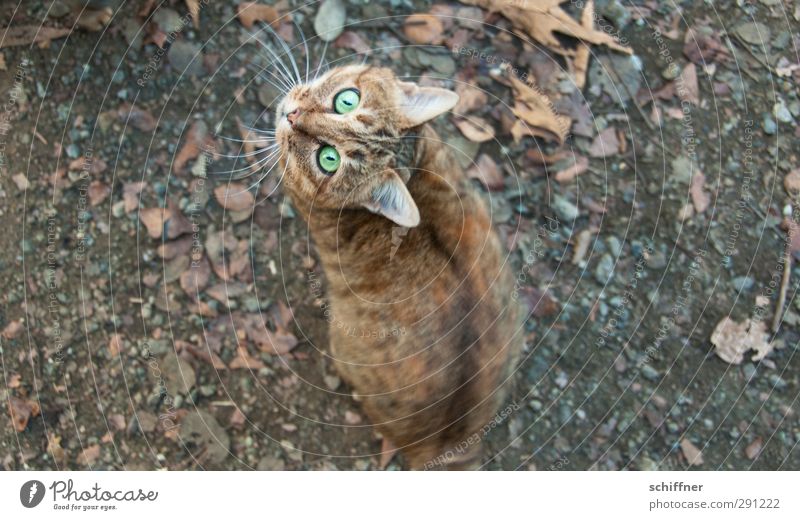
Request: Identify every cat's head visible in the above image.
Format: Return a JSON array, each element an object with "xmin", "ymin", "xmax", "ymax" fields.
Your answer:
[{"xmin": 275, "ymin": 65, "xmax": 458, "ymax": 227}]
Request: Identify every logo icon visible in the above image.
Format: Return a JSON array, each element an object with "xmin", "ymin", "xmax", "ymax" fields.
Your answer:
[{"xmin": 20, "ymin": 480, "xmax": 45, "ymax": 508}]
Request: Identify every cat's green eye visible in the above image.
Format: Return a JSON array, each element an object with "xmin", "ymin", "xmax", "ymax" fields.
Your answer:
[
  {"xmin": 333, "ymin": 89, "xmax": 360, "ymax": 114},
  {"xmin": 317, "ymin": 145, "xmax": 341, "ymax": 174}
]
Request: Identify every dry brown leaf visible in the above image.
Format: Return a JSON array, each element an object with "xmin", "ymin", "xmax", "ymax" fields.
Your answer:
[
  {"xmin": 0, "ymin": 26, "xmax": 71, "ymax": 49},
  {"xmin": 214, "ymin": 183, "xmax": 256, "ymax": 212},
  {"xmin": 139, "ymin": 207, "xmax": 168, "ymax": 239},
  {"xmin": 108, "ymin": 333, "xmax": 124, "ymax": 356},
  {"xmin": 454, "ymin": 82, "xmax": 488, "ymax": 114},
  {"xmin": 117, "ymin": 103, "xmax": 157, "ymax": 132},
  {"xmin": 174, "ymin": 120, "xmax": 213, "ymax": 172},
  {"xmin": 76, "ymin": 7, "xmax": 113, "ymax": 32},
  {"xmin": 237, "ymin": 2, "xmax": 280, "ymax": 29},
  {"xmin": 745, "ymin": 437, "xmax": 763, "ymax": 460},
  {"xmin": 48, "ymin": 433, "xmax": 66, "ymax": 465},
  {"xmin": 76, "ymin": 444, "xmax": 101, "ymax": 466},
  {"xmin": 2, "ymin": 319, "xmax": 23, "ymax": 339},
  {"xmin": 588, "ymin": 127, "xmax": 620, "ymax": 158},
  {"xmin": 461, "ymin": 0, "xmax": 631, "ymax": 57},
  {"xmin": 555, "ymin": 155, "xmax": 589, "ymax": 183},
  {"xmin": 334, "ymin": 31, "xmax": 372, "ymax": 55},
  {"xmin": 509, "ymin": 75, "xmax": 570, "ymax": 144},
  {"xmin": 403, "ymin": 14, "xmax": 444, "ymax": 45},
  {"xmin": 569, "ymin": 0, "xmax": 594, "ymax": 89},
  {"xmin": 466, "ymin": 154, "xmax": 504, "ymax": 191},
  {"xmin": 677, "ymin": 63, "xmax": 700, "ymax": 106},
  {"xmin": 710, "ymin": 317, "xmax": 773, "ymax": 365},
  {"xmin": 783, "ymin": 169, "xmax": 800, "ymax": 197},
  {"xmin": 8, "ymin": 396, "xmax": 40, "ymax": 432},
  {"xmin": 186, "ymin": 0, "xmax": 201, "ymax": 29},
  {"xmin": 690, "ymin": 170, "xmax": 710, "ymax": 213},
  {"xmin": 454, "ymin": 116, "xmax": 495, "ymax": 143},
  {"xmin": 229, "ymin": 345, "xmax": 265, "ymax": 369},
  {"xmin": 680, "ymin": 438, "xmax": 704, "ymax": 466},
  {"xmin": 88, "ymin": 180, "xmax": 111, "ymax": 206}
]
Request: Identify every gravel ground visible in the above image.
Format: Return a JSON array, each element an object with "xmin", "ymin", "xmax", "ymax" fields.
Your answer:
[{"xmin": 1, "ymin": 0, "xmax": 799, "ymax": 470}]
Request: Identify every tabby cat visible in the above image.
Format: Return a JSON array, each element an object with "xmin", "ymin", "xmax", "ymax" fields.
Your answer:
[{"xmin": 275, "ymin": 65, "xmax": 522, "ymax": 469}]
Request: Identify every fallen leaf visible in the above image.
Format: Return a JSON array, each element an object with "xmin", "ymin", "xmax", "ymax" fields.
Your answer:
[
  {"xmin": 177, "ymin": 340, "xmax": 227, "ymax": 370},
  {"xmin": 117, "ymin": 103, "xmax": 157, "ymax": 132},
  {"xmin": 784, "ymin": 169, "xmax": 800, "ymax": 196},
  {"xmin": 508, "ymin": 75, "xmax": 570, "ymax": 144},
  {"xmin": 139, "ymin": 207, "xmax": 168, "ymax": 239},
  {"xmin": 174, "ymin": 120, "xmax": 213, "ymax": 172},
  {"xmin": 403, "ymin": 14, "xmax": 444, "ymax": 45},
  {"xmin": 466, "ymin": 154, "xmax": 504, "ymax": 191},
  {"xmin": 745, "ymin": 437, "xmax": 762, "ymax": 460},
  {"xmin": 555, "ymin": 155, "xmax": 589, "ymax": 183},
  {"xmin": 180, "ymin": 255, "xmax": 211, "ymax": 298},
  {"xmin": 571, "ymin": 228, "xmax": 594, "ymax": 264},
  {"xmin": 588, "ymin": 127, "xmax": 620, "ymax": 158},
  {"xmin": 690, "ymin": 170, "xmax": 710, "ymax": 213},
  {"xmin": 460, "ymin": 0, "xmax": 631, "ymax": 56},
  {"xmin": 229, "ymin": 345, "xmax": 265, "ymax": 369},
  {"xmin": 710, "ymin": 317, "xmax": 773, "ymax": 365},
  {"xmin": 12, "ymin": 173, "xmax": 29, "ymax": 190},
  {"xmin": 48, "ymin": 433, "xmax": 66, "ymax": 465},
  {"xmin": 677, "ymin": 63, "xmax": 700, "ymax": 106},
  {"xmin": 569, "ymin": 0, "xmax": 595, "ymax": 89},
  {"xmin": 680, "ymin": 438, "xmax": 704, "ymax": 466},
  {"xmin": 76, "ymin": 444, "xmax": 101, "ymax": 466},
  {"xmin": 334, "ymin": 31, "xmax": 372, "ymax": 55},
  {"xmin": 230, "ymin": 408, "xmax": 246, "ymax": 429},
  {"xmin": 122, "ymin": 182, "xmax": 146, "ymax": 213},
  {"xmin": 214, "ymin": 183, "xmax": 255, "ymax": 212},
  {"xmin": 186, "ymin": 0, "xmax": 201, "ymax": 29},
  {"xmin": 108, "ymin": 333, "xmax": 124, "ymax": 357},
  {"xmin": 2, "ymin": 320, "xmax": 23, "ymax": 339},
  {"xmin": 454, "ymin": 116, "xmax": 495, "ymax": 143},
  {"xmin": 453, "ymin": 82, "xmax": 488, "ymax": 114},
  {"xmin": 76, "ymin": 7, "xmax": 113, "ymax": 32},
  {"xmin": 237, "ymin": 2, "xmax": 280, "ymax": 29},
  {"xmin": 88, "ymin": 180, "xmax": 111, "ymax": 206},
  {"xmin": 0, "ymin": 26, "xmax": 71, "ymax": 49},
  {"xmin": 8, "ymin": 396, "xmax": 40, "ymax": 432}
]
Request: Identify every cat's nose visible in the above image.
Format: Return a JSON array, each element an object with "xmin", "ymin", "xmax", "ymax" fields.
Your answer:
[{"xmin": 286, "ymin": 108, "xmax": 301, "ymax": 125}]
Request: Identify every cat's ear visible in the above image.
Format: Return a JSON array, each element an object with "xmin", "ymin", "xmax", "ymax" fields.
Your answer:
[
  {"xmin": 397, "ymin": 81, "xmax": 459, "ymax": 128},
  {"xmin": 362, "ymin": 170, "xmax": 420, "ymax": 227}
]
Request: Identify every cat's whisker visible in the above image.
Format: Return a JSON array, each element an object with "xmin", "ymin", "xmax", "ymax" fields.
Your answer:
[
  {"xmin": 247, "ymin": 63, "xmax": 292, "ymax": 96},
  {"xmin": 293, "ymin": 19, "xmax": 311, "ymax": 83},
  {"xmin": 216, "ymin": 134, "xmax": 278, "ymax": 144},
  {"xmin": 254, "ymin": 155, "xmax": 289, "ymax": 206},
  {"xmin": 214, "ymin": 144, "xmax": 279, "ymax": 160},
  {"xmin": 243, "ymin": 152, "xmax": 285, "ymax": 193},
  {"xmin": 313, "ymin": 39, "xmax": 329, "ymax": 83},
  {"xmin": 249, "ymin": 29, "xmax": 296, "ymax": 89},
  {"xmin": 258, "ymin": 22, "xmax": 302, "ymax": 86},
  {"xmin": 239, "ymin": 124, "xmax": 276, "ymax": 135},
  {"xmin": 211, "ymin": 147, "xmax": 282, "ymax": 179},
  {"xmin": 248, "ymin": 54, "xmax": 294, "ymax": 94}
]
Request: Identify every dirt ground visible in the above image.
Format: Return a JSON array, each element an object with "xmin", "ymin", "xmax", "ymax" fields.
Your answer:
[{"xmin": 1, "ymin": 0, "xmax": 799, "ymax": 470}]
